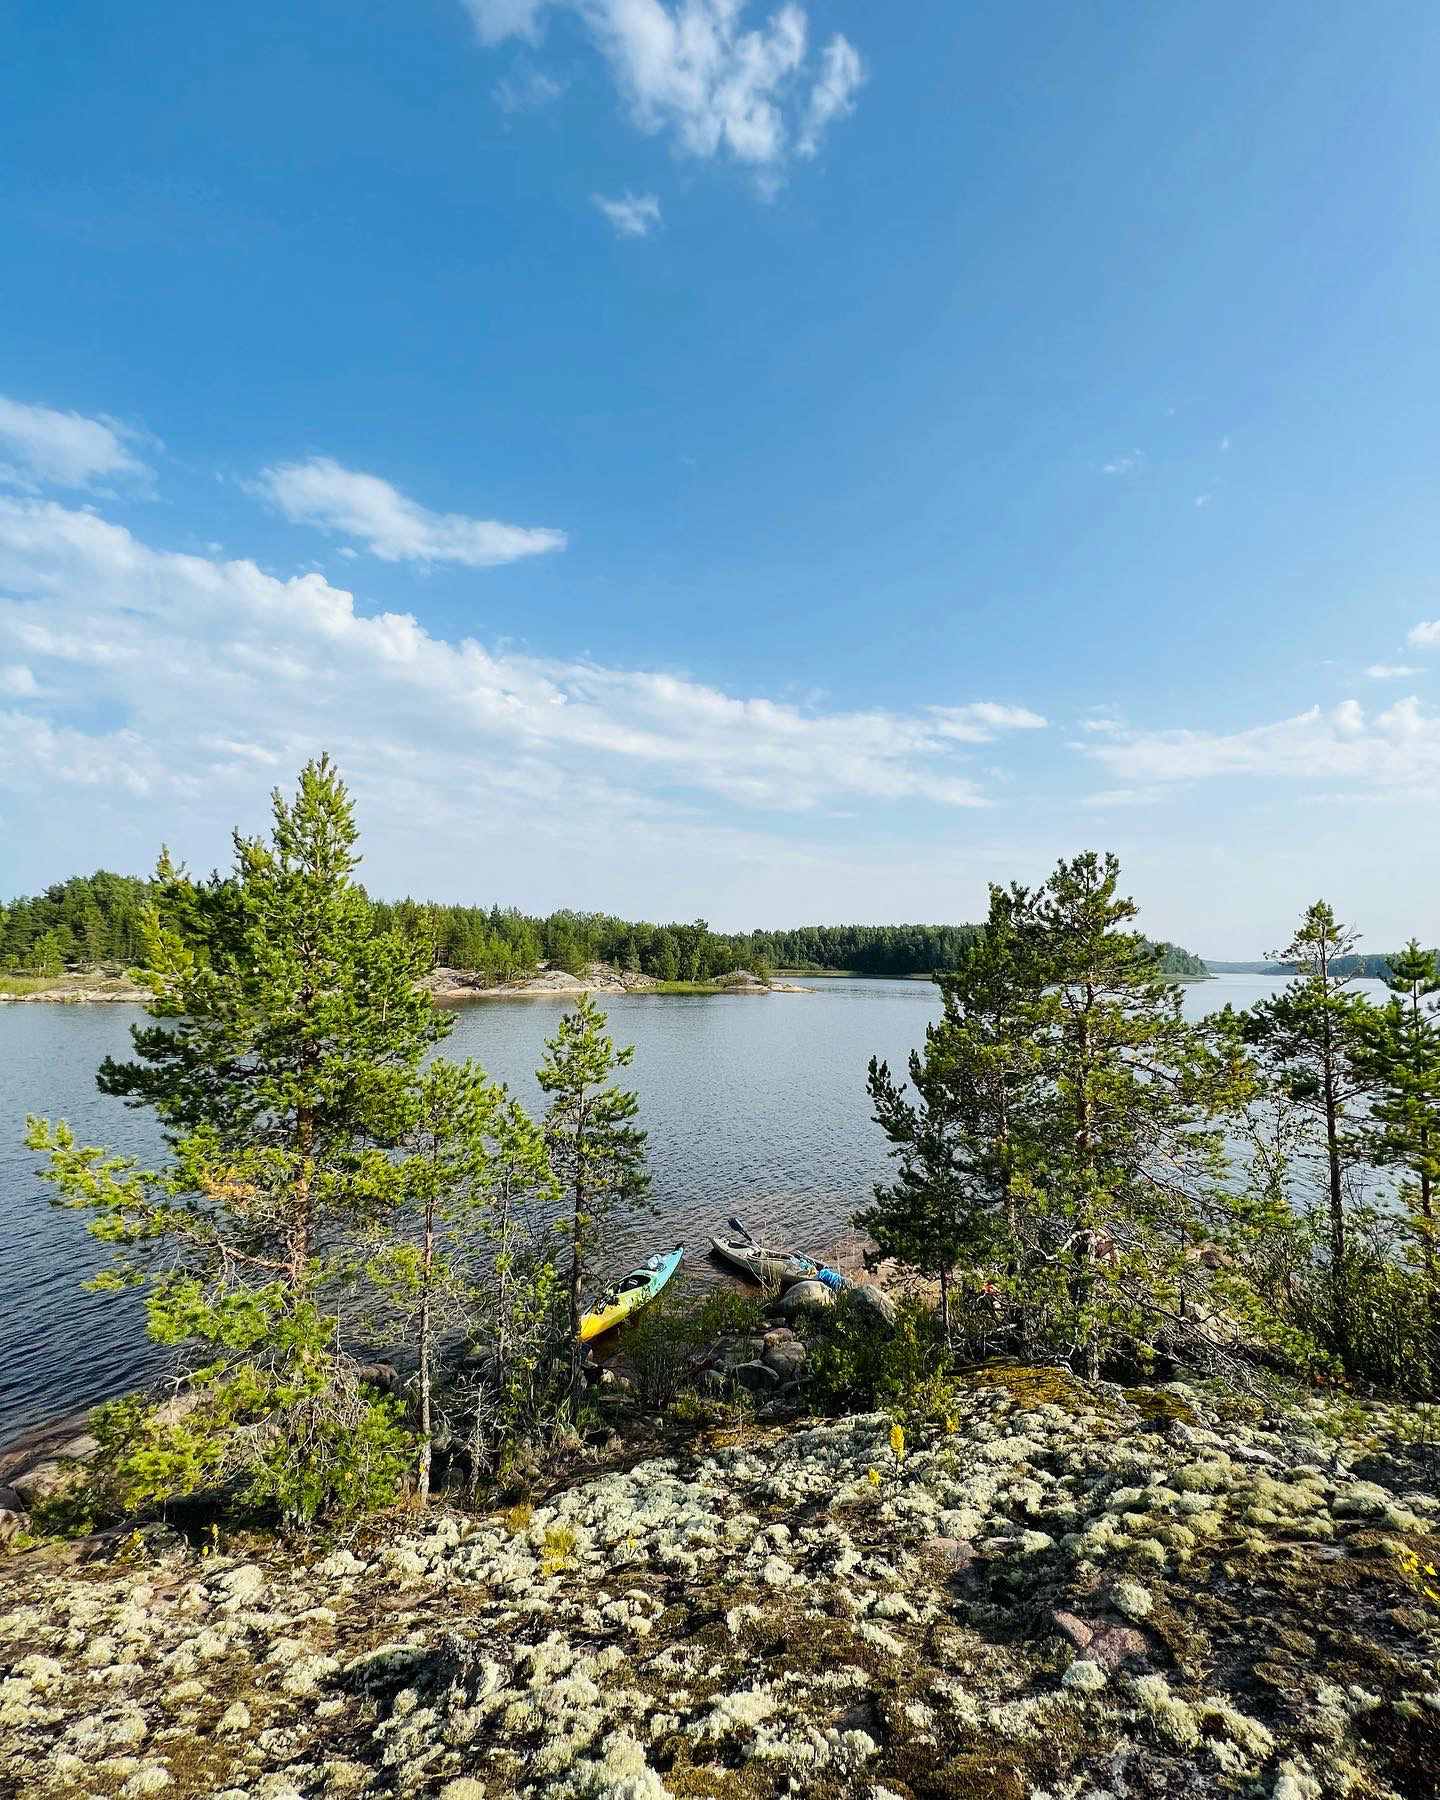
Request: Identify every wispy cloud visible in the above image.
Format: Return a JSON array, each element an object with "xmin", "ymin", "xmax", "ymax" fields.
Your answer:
[
  {"xmin": 461, "ymin": 1, "xmax": 863, "ymax": 181},
  {"xmin": 0, "ymin": 496, "xmax": 1046, "ymax": 824},
  {"xmin": 796, "ymin": 33, "xmax": 864, "ymax": 156},
  {"xmin": 593, "ymin": 190, "xmax": 662, "ymax": 238},
  {"xmin": 493, "ymin": 61, "xmax": 568, "ymax": 112},
  {"xmin": 1102, "ymin": 451, "xmax": 1144, "ymax": 476},
  {"xmin": 0, "ymin": 394, "xmax": 154, "ymax": 493},
  {"xmin": 1079, "ymin": 695, "xmax": 1440, "ymax": 795},
  {"xmin": 1409, "ymin": 619, "xmax": 1440, "ymax": 648},
  {"xmin": 1366, "ymin": 663, "xmax": 1422, "ymax": 680},
  {"xmin": 929, "ymin": 702, "xmax": 1047, "ymax": 742},
  {"xmin": 254, "ymin": 456, "xmax": 566, "ymax": 568}
]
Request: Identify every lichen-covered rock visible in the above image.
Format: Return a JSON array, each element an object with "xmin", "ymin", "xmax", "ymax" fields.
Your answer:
[{"xmin": 2, "ymin": 1376, "xmax": 1438, "ymax": 1799}]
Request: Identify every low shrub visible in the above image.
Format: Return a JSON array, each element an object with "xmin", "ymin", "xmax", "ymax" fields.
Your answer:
[{"xmin": 801, "ymin": 1292, "xmax": 960, "ymax": 1425}]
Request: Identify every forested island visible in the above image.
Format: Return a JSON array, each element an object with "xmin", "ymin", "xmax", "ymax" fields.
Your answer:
[
  {"xmin": 5, "ymin": 761, "xmax": 1440, "ymax": 1800},
  {"xmin": 2, "ymin": 870, "xmax": 1208, "ymax": 987}
]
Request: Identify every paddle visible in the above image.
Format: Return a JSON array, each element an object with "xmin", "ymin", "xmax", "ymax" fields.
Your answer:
[{"xmin": 728, "ymin": 1215, "xmax": 755, "ymax": 1244}]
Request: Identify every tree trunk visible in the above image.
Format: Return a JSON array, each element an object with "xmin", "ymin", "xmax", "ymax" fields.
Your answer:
[
  {"xmin": 416, "ymin": 1192, "xmax": 436, "ymax": 1507},
  {"xmin": 569, "ymin": 1100, "xmax": 588, "ymax": 1415}
]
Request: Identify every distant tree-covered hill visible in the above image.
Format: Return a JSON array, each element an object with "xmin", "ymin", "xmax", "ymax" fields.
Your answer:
[
  {"xmin": 1, "ymin": 871, "xmax": 1209, "ymax": 985},
  {"xmin": 1207, "ymin": 952, "xmax": 1438, "ymax": 979}
]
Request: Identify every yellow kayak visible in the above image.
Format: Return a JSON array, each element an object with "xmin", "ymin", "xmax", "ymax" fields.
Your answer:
[{"xmin": 579, "ymin": 1244, "xmax": 684, "ymax": 1341}]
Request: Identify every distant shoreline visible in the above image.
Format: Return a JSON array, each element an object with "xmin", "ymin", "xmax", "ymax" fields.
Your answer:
[{"xmin": 1, "ymin": 968, "xmax": 812, "ymax": 1007}]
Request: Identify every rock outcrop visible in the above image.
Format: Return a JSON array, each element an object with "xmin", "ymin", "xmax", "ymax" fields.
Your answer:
[{"xmin": 3, "ymin": 1372, "xmax": 1439, "ymax": 1797}]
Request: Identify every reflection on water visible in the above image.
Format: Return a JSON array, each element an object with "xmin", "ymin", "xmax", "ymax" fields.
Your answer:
[{"xmin": 0, "ymin": 972, "xmax": 1378, "ymax": 1440}]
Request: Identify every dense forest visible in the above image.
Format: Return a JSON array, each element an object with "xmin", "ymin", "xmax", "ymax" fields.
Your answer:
[{"xmin": 2, "ymin": 870, "xmax": 1210, "ymax": 982}]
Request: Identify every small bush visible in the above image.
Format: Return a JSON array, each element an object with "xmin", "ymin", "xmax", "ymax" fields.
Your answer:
[
  {"xmin": 620, "ymin": 1285, "xmax": 766, "ymax": 1409},
  {"xmin": 801, "ymin": 1292, "xmax": 959, "ymax": 1425}
]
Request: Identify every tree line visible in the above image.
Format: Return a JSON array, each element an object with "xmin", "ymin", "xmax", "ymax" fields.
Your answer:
[
  {"xmin": 3, "ymin": 872, "xmax": 1208, "ymax": 983},
  {"xmin": 862, "ymin": 855, "xmax": 1440, "ymax": 1396}
]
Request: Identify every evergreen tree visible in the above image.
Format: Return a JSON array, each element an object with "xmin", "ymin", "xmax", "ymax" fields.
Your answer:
[
  {"xmin": 861, "ymin": 854, "xmax": 1244, "ymax": 1378},
  {"xmin": 861, "ymin": 888, "xmax": 1046, "ymax": 1337},
  {"xmin": 536, "ymin": 996, "xmax": 651, "ymax": 1407},
  {"xmin": 1241, "ymin": 901, "xmax": 1376, "ymax": 1354},
  {"xmin": 369, "ymin": 1060, "xmax": 562, "ymax": 1504},
  {"xmin": 1358, "ymin": 942, "xmax": 1440, "ymax": 1305},
  {"xmin": 28, "ymin": 927, "xmax": 64, "ymax": 977},
  {"xmin": 28, "ymin": 757, "xmax": 447, "ymax": 1522},
  {"xmin": 1023, "ymin": 853, "xmax": 1244, "ymax": 1380}
]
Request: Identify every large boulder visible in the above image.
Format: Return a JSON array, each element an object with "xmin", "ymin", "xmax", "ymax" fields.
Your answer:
[
  {"xmin": 762, "ymin": 1340, "xmax": 807, "ymax": 1382},
  {"xmin": 11, "ymin": 1461, "xmax": 83, "ymax": 1504},
  {"xmin": 731, "ymin": 1360, "xmax": 779, "ymax": 1392},
  {"xmin": 850, "ymin": 1283, "xmax": 898, "ymax": 1327},
  {"xmin": 773, "ymin": 1279, "xmax": 835, "ymax": 1318}
]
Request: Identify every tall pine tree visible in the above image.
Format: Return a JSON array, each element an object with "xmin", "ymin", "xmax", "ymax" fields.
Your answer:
[
  {"xmin": 536, "ymin": 996, "xmax": 651, "ymax": 1407},
  {"xmin": 29, "ymin": 757, "xmax": 447, "ymax": 1522}
]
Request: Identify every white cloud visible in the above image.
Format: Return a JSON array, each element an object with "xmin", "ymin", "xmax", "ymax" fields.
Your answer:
[
  {"xmin": 1365, "ymin": 663, "xmax": 1422, "ymax": 680},
  {"xmin": 0, "ymin": 394, "xmax": 153, "ymax": 492},
  {"xmin": 463, "ymin": 1, "xmax": 863, "ymax": 178},
  {"xmin": 462, "ymin": 0, "xmax": 547, "ymax": 45},
  {"xmin": 254, "ymin": 457, "xmax": 566, "ymax": 567},
  {"xmin": 593, "ymin": 190, "xmax": 662, "ymax": 237},
  {"xmin": 493, "ymin": 62, "xmax": 568, "ymax": 111},
  {"xmin": 0, "ymin": 496, "xmax": 1044, "ymax": 831},
  {"xmin": 796, "ymin": 32, "xmax": 864, "ymax": 156},
  {"xmin": 1409, "ymin": 619, "xmax": 1440, "ymax": 648},
  {"xmin": 1080, "ymin": 695, "xmax": 1440, "ymax": 794},
  {"xmin": 929, "ymin": 702, "xmax": 1047, "ymax": 742},
  {"xmin": 1102, "ymin": 451, "xmax": 1144, "ymax": 475},
  {"xmin": 0, "ymin": 663, "xmax": 39, "ymax": 697}
]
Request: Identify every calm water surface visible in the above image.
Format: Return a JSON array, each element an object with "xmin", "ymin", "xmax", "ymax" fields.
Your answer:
[{"xmin": 0, "ymin": 973, "xmax": 1361, "ymax": 1441}]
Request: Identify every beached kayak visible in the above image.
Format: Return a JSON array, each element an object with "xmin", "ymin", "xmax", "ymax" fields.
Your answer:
[
  {"xmin": 709, "ymin": 1233, "xmax": 849, "ymax": 1291},
  {"xmin": 578, "ymin": 1244, "xmax": 684, "ymax": 1341}
]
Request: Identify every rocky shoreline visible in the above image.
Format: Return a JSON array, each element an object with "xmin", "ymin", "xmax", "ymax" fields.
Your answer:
[
  {"xmin": 1, "ymin": 967, "xmax": 808, "ymax": 1007},
  {"xmin": 4, "ymin": 1367, "xmax": 1439, "ymax": 1799}
]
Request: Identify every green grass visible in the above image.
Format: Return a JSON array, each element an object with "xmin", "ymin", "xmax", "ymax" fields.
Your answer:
[
  {"xmin": 0, "ymin": 972, "xmax": 61, "ymax": 995},
  {"xmin": 645, "ymin": 980, "xmax": 770, "ymax": 995}
]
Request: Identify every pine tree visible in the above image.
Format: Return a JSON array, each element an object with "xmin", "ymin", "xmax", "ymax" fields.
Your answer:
[
  {"xmin": 28, "ymin": 757, "xmax": 448, "ymax": 1523},
  {"xmin": 369, "ymin": 1060, "xmax": 562, "ymax": 1504},
  {"xmin": 1358, "ymin": 942, "xmax": 1440, "ymax": 1312},
  {"xmin": 536, "ymin": 996, "xmax": 651, "ymax": 1407},
  {"xmin": 1025, "ymin": 853, "xmax": 1243, "ymax": 1380},
  {"xmin": 1241, "ymin": 901, "xmax": 1376, "ymax": 1355},
  {"xmin": 860, "ymin": 886, "xmax": 1045, "ymax": 1337}
]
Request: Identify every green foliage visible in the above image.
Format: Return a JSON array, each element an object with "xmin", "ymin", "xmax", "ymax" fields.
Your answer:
[
  {"xmin": 537, "ymin": 995, "xmax": 652, "ymax": 1404},
  {"xmin": 1358, "ymin": 942, "xmax": 1440, "ymax": 1298},
  {"xmin": 620, "ymin": 1285, "xmax": 766, "ymax": 1410},
  {"xmin": 801, "ymin": 1293, "xmax": 959, "ymax": 1425},
  {"xmin": 862, "ymin": 852, "xmax": 1249, "ymax": 1381},
  {"xmin": 0, "ymin": 870, "xmax": 151, "ymax": 973},
  {"xmin": 1239, "ymin": 902, "xmax": 1379, "ymax": 1356},
  {"xmin": 27, "ymin": 758, "xmax": 446, "ymax": 1526}
]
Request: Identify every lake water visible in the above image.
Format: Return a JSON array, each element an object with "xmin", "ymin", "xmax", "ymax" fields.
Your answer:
[{"xmin": 0, "ymin": 973, "xmax": 1368, "ymax": 1442}]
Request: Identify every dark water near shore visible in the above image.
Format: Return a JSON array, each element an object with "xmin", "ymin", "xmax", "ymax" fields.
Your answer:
[{"xmin": 0, "ymin": 973, "xmax": 1368, "ymax": 1442}]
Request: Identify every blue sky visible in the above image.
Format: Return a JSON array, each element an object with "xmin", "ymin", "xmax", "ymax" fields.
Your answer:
[{"xmin": 2, "ymin": 1, "xmax": 1439, "ymax": 955}]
